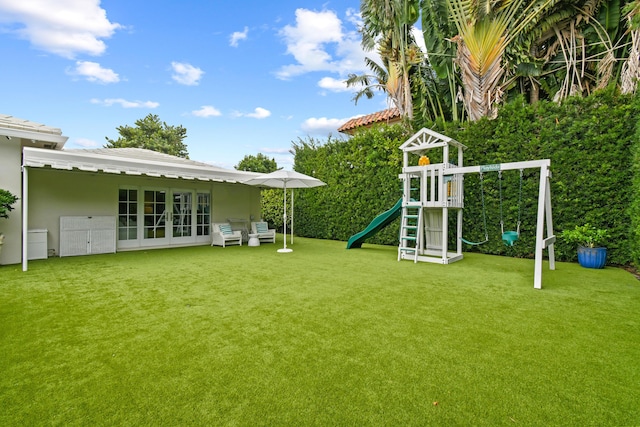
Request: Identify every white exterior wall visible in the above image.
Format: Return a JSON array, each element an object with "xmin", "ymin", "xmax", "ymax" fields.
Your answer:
[
  {"xmin": 27, "ymin": 168, "xmax": 261, "ymax": 259},
  {"xmin": 0, "ymin": 139, "xmax": 23, "ymax": 265}
]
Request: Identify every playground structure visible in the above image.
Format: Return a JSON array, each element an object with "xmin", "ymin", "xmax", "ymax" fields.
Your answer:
[{"xmin": 348, "ymin": 128, "xmax": 556, "ymax": 289}]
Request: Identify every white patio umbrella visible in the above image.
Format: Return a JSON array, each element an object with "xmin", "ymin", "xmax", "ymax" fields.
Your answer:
[{"xmin": 243, "ymin": 169, "xmax": 326, "ymax": 253}]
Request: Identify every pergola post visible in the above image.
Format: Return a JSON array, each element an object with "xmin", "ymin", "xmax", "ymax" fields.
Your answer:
[{"xmin": 22, "ymin": 165, "xmax": 28, "ymax": 272}]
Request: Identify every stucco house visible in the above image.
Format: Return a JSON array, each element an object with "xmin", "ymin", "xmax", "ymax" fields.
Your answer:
[{"xmin": 0, "ymin": 114, "xmax": 262, "ymax": 270}]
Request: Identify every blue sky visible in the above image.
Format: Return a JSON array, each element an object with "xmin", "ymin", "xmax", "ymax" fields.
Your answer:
[{"xmin": 0, "ymin": 0, "xmax": 396, "ymax": 169}]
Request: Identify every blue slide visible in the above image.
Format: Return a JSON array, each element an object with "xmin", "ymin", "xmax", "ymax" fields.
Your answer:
[{"xmin": 346, "ymin": 198, "xmax": 403, "ymax": 249}]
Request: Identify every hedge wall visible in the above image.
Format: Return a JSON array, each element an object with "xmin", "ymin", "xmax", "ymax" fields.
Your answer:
[
  {"xmin": 292, "ymin": 89, "xmax": 640, "ymax": 266},
  {"xmin": 291, "ymin": 128, "xmax": 408, "ymax": 245}
]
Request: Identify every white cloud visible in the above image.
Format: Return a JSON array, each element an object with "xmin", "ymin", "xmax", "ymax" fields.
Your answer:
[
  {"xmin": 261, "ymin": 147, "xmax": 291, "ymax": 154},
  {"xmin": 345, "ymin": 8, "xmax": 362, "ymax": 27},
  {"xmin": 170, "ymin": 62, "xmax": 204, "ymax": 86},
  {"xmin": 233, "ymin": 107, "xmax": 271, "ymax": 119},
  {"xmin": 73, "ymin": 137, "xmax": 99, "ymax": 148},
  {"xmin": 318, "ymin": 76, "xmax": 351, "ymax": 93},
  {"xmin": 192, "ymin": 105, "xmax": 222, "ymax": 117},
  {"xmin": 69, "ymin": 61, "xmax": 119, "ymax": 83},
  {"xmin": 246, "ymin": 107, "xmax": 271, "ymax": 119},
  {"xmin": 412, "ymin": 27, "xmax": 426, "ymax": 54},
  {"xmin": 229, "ymin": 26, "xmax": 248, "ymax": 47},
  {"xmin": 301, "ymin": 117, "xmax": 349, "ymax": 135},
  {"xmin": 277, "ymin": 8, "xmax": 369, "ymax": 80},
  {"xmin": 91, "ymin": 98, "xmax": 159, "ymax": 108},
  {"xmin": 0, "ymin": 0, "xmax": 121, "ymax": 58}
]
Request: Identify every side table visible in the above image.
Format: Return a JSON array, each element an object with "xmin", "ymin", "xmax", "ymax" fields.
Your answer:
[{"xmin": 248, "ymin": 233, "xmax": 260, "ymax": 247}]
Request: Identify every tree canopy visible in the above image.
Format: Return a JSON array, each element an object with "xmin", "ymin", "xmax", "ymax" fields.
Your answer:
[
  {"xmin": 105, "ymin": 114, "xmax": 189, "ymax": 158},
  {"xmin": 235, "ymin": 153, "xmax": 278, "ymax": 173},
  {"xmin": 354, "ymin": 0, "xmax": 640, "ymax": 125}
]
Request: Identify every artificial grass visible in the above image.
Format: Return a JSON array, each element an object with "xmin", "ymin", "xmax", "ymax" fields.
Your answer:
[{"xmin": 1, "ymin": 237, "xmax": 639, "ymax": 425}]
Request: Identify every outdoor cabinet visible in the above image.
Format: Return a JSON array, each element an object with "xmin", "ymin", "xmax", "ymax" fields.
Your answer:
[
  {"xmin": 60, "ymin": 216, "xmax": 116, "ymax": 257},
  {"xmin": 27, "ymin": 229, "xmax": 48, "ymax": 260}
]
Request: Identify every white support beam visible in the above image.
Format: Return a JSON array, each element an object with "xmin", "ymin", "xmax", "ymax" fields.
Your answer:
[
  {"xmin": 534, "ymin": 167, "xmax": 547, "ymax": 289},
  {"xmin": 22, "ymin": 166, "xmax": 28, "ymax": 272},
  {"xmin": 543, "ymin": 236, "xmax": 556, "ymax": 249},
  {"xmin": 444, "ymin": 159, "xmax": 551, "ymax": 176},
  {"xmin": 544, "ymin": 173, "xmax": 556, "ymax": 272}
]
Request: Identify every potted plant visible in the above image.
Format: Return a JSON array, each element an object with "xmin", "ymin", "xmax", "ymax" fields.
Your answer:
[
  {"xmin": 0, "ymin": 189, "xmax": 19, "ymax": 255},
  {"xmin": 561, "ymin": 223, "xmax": 609, "ymax": 269}
]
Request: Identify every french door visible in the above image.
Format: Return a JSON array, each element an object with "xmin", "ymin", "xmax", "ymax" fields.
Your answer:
[
  {"xmin": 169, "ymin": 190, "xmax": 194, "ymax": 245},
  {"xmin": 118, "ymin": 187, "xmax": 210, "ymax": 249},
  {"xmin": 141, "ymin": 189, "xmax": 169, "ymax": 246}
]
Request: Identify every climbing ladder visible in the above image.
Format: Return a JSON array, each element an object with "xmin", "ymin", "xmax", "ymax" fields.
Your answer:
[{"xmin": 398, "ymin": 203, "xmax": 423, "ymax": 262}]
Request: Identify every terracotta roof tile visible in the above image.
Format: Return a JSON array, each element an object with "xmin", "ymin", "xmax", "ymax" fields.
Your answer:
[{"xmin": 338, "ymin": 108, "xmax": 401, "ymax": 134}]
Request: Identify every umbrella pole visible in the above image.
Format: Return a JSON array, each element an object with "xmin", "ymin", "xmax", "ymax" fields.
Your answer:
[
  {"xmin": 291, "ymin": 188, "xmax": 294, "ymax": 244},
  {"xmin": 278, "ymin": 181, "xmax": 292, "ymax": 253}
]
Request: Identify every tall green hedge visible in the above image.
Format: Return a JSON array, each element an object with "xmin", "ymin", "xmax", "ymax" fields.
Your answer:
[
  {"xmin": 293, "ymin": 89, "xmax": 640, "ymax": 266},
  {"xmin": 444, "ymin": 90, "xmax": 639, "ymax": 265},
  {"xmin": 631, "ymin": 118, "xmax": 640, "ymax": 266},
  {"xmin": 291, "ymin": 128, "xmax": 409, "ymax": 245}
]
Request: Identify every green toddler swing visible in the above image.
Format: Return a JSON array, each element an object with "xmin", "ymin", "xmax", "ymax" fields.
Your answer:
[
  {"xmin": 499, "ymin": 169, "xmax": 523, "ymax": 247},
  {"xmin": 460, "ymin": 169, "xmax": 524, "ymax": 247}
]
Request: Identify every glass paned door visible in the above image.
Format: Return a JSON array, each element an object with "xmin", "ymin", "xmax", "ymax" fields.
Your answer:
[
  {"xmin": 118, "ymin": 189, "xmax": 138, "ymax": 241},
  {"xmin": 143, "ymin": 190, "xmax": 168, "ymax": 242},
  {"xmin": 118, "ymin": 188, "xmax": 207, "ymax": 248},
  {"xmin": 172, "ymin": 191, "xmax": 193, "ymax": 242}
]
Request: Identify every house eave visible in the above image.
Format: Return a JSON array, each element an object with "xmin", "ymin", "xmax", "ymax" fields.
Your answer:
[
  {"xmin": 0, "ymin": 114, "xmax": 68, "ymax": 148},
  {"xmin": 22, "ymin": 147, "xmax": 260, "ymax": 184}
]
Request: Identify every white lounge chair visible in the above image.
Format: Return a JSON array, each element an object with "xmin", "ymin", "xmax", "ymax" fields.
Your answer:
[
  {"xmin": 211, "ymin": 223, "xmax": 242, "ymax": 247},
  {"xmin": 250, "ymin": 221, "xmax": 276, "ymax": 244}
]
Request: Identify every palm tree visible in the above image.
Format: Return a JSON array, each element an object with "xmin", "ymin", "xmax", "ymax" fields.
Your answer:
[
  {"xmin": 505, "ymin": 0, "xmax": 640, "ymax": 102},
  {"xmin": 420, "ymin": 0, "xmax": 465, "ymax": 121},
  {"xmin": 351, "ymin": 0, "xmax": 421, "ymax": 117},
  {"xmin": 446, "ymin": 0, "xmax": 556, "ymax": 120},
  {"xmin": 621, "ymin": 0, "xmax": 640, "ymax": 93}
]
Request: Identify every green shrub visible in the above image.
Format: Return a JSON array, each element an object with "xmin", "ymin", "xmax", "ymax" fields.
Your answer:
[
  {"xmin": 0, "ymin": 189, "xmax": 18, "ymax": 220},
  {"xmin": 561, "ymin": 224, "xmax": 609, "ymax": 248}
]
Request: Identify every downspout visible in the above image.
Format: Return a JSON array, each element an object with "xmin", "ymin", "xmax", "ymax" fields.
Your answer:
[{"xmin": 21, "ymin": 164, "xmax": 28, "ymax": 271}]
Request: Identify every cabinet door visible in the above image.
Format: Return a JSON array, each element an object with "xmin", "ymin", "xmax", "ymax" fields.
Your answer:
[
  {"xmin": 60, "ymin": 230, "xmax": 90, "ymax": 257},
  {"xmin": 89, "ymin": 216, "xmax": 116, "ymax": 254},
  {"xmin": 60, "ymin": 216, "xmax": 116, "ymax": 256}
]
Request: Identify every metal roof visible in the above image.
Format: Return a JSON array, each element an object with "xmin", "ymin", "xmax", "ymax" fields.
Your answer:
[
  {"xmin": 23, "ymin": 147, "xmax": 261, "ymax": 183},
  {"xmin": 0, "ymin": 114, "xmax": 68, "ymax": 147}
]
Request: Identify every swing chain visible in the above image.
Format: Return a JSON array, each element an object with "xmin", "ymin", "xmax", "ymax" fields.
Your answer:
[
  {"xmin": 517, "ymin": 169, "xmax": 523, "ymax": 235},
  {"xmin": 499, "ymin": 169, "xmax": 524, "ymax": 236},
  {"xmin": 479, "ymin": 172, "xmax": 488, "ymax": 241},
  {"xmin": 498, "ymin": 170, "xmax": 504, "ymax": 234}
]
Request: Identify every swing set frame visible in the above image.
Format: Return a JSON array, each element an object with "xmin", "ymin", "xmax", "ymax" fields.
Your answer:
[
  {"xmin": 461, "ymin": 167, "xmax": 524, "ymax": 247},
  {"xmin": 447, "ymin": 160, "xmax": 556, "ymax": 289},
  {"xmin": 398, "ymin": 128, "xmax": 556, "ymax": 289}
]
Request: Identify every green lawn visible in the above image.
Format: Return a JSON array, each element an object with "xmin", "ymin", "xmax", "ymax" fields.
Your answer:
[{"xmin": 1, "ymin": 237, "xmax": 639, "ymax": 426}]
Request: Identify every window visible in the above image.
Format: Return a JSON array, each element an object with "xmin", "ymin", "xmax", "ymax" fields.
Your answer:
[{"xmin": 118, "ymin": 188, "xmax": 138, "ymax": 240}]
